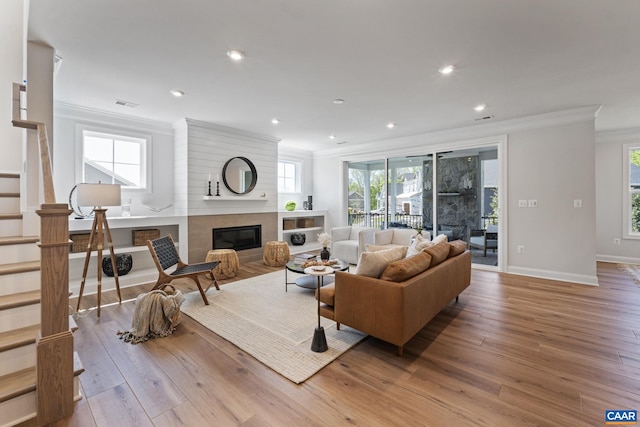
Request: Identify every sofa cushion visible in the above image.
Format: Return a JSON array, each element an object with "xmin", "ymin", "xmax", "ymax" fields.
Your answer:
[
  {"xmin": 424, "ymin": 241, "xmax": 450, "ymax": 267},
  {"xmin": 316, "ymin": 283, "xmax": 335, "ymax": 306},
  {"xmin": 448, "ymin": 240, "xmax": 467, "ymax": 258},
  {"xmin": 354, "ymin": 246, "xmax": 407, "ymax": 278},
  {"xmin": 380, "ymin": 251, "xmax": 432, "ymax": 282},
  {"xmin": 349, "ymin": 226, "xmax": 370, "ymax": 240}
]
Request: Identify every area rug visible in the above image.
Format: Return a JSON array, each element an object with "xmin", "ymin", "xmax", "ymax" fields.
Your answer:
[
  {"xmin": 179, "ymin": 270, "xmax": 367, "ymax": 384},
  {"xmin": 619, "ymin": 263, "xmax": 640, "ymax": 285}
]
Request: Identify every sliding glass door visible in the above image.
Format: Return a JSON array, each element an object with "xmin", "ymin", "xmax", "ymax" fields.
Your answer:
[
  {"xmin": 346, "ymin": 144, "xmax": 500, "ymax": 268},
  {"xmin": 435, "ymin": 147, "xmax": 498, "ymax": 266}
]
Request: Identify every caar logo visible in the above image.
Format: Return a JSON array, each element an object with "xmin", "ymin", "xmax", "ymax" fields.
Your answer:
[{"xmin": 606, "ymin": 410, "xmax": 637, "ymax": 425}]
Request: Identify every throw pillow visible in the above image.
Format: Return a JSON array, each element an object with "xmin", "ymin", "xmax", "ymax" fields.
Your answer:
[
  {"xmin": 380, "ymin": 251, "xmax": 432, "ymax": 282},
  {"xmin": 432, "ymin": 233, "xmax": 449, "ymax": 245},
  {"xmin": 448, "ymin": 240, "xmax": 467, "ymax": 258},
  {"xmin": 424, "ymin": 241, "xmax": 451, "ymax": 267},
  {"xmin": 365, "ymin": 244, "xmax": 394, "ymax": 252},
  {"xmin": 355, "ymin": 246, "xmax": 408, "ymax": 278},
  {"xmin": 406, "ymin": 233, "xmax": 433, "ymax": 257}
]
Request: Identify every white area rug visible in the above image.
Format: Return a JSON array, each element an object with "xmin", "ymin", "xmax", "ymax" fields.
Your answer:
[{"xmin": 180, "ymin": 270, "xmax": 367, "ymax": 384}]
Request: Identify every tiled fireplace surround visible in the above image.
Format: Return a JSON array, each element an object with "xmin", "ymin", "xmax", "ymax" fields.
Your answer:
[{"xmin": 188, "ymin": 212, "xmax": 279, "ymax": 265}]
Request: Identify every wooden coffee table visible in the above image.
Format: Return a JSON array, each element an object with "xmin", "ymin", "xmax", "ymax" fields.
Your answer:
[{"xmin": 284, "ymin": 259, "xmax": 349, "ymax": 292}]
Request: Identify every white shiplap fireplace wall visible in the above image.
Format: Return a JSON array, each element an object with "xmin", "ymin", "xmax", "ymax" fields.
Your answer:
[{"xmin": 173, "ymin": 118, "xmax": 280, "ymax": 262}]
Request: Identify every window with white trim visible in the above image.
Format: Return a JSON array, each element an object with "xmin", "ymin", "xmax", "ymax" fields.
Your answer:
[
  {"xmin": 278, "ymin": 160, "xmax": 300, "ymax": 193},
  {"xmin": 624, "ymin": 143, "xmax": 640, "ymax": 237},
  {"xmin": 82, "ymin": 130, "xmax": 148, "ymax": 189}
]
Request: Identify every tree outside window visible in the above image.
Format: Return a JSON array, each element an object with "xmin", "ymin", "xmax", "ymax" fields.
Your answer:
[{"xmin": 630, "ymin": 148, "xmax": 640, "ymax": 233}]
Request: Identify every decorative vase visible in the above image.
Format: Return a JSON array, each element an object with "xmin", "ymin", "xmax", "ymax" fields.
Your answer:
[
  {"xmin": 320, "ymin": 247, "xmax": 330, "ymax": 261},
  {"xmin": 290, "ymin": 233, "xmax": 306, "ymax": 246},
  {"xmin": 102, "ymin": 254, "xmax": 133, "ymax": 277}
]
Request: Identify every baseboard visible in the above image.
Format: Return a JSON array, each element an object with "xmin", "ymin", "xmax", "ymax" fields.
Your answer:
[
  {"xmin": 506, "ymin": 266, "xmax": 599, "ymax": 286},
  {"xmin": 596, "ymin": 254, "xmax": 640, "ymax": 265}
]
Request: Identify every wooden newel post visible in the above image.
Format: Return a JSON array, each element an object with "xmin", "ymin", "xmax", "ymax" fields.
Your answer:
[{"xmin": 36, "ymin": 203, "xmax": 74, "ymax": 425}]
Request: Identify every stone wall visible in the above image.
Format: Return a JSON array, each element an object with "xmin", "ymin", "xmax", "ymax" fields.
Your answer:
[{"xmin": 422, "ymin": 156, "xmax": 481, "ymax": 240}]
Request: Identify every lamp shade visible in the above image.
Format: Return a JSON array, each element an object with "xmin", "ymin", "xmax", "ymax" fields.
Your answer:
[{"xmin": 76, "ymin": 183, "xmax": 121, "ymax": 207}]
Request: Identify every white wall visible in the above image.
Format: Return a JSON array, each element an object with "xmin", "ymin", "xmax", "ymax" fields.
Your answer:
[
  {"xmin": 0, "ymin": 0, "xmax": 25, "ymax": 172},
  {"xmin": 314, "ymin": 107, "xmax": 600, "ymax": 285},
  {"xmin": 596, "ymin": 128, "xmax": 640, "ymax": 264},
  {"xmin": 507, "ymin": 121, "xmax": 597, "ymax": 284},
  {"xmin": 174, "ymin": 118, "xmax": 279, "ymax": 217},
  {"xmin": 53, "ymin": 103, "xmax": 175, "ymax": 217}
]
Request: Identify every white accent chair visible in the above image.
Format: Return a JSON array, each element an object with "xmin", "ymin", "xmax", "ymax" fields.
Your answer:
[
  {"xmin": 373, "ymin": 228, "xmax": 431, "ymax": 249},
  {"xmin": 469, "ymin": 224, "xmax": 498, "ymax": 256},
  {"xmin": 330, "ymin": 226, "xmax": 377, "ymax": 265}
]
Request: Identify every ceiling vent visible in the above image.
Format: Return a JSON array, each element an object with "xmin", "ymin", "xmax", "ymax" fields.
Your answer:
[
  {"xmin": 115, "ymin": 100, "xmax": 139, "ymax": 108},
  {"xmin": 474, "ymin": 115, "xmax": 494, "ymax": 122}
]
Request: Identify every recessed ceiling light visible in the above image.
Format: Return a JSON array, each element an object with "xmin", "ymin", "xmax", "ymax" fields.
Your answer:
[
  {"xmin": 227, "ymin": 50, "xmax": 245, "ymax": 61},
  {"xmin": 169, "ymin": 89, "xmax": 185, "ymax": 97},
  {"xmin": 387, "ymin": 122, "xmax": 396, "ymax": 129},
  {"xmin": 329, "ymin": 134, "xmax": 336, "ymax": 140},
  {"xmin": 333, "ymin": 99, "xmax": 345, "ymax": 104},
  {"xmin": 474, "ymin": 104, "xmax": 486, "ymax": 112},
  {"xmin": 439, "ymin": 65, "xmax": 455, "ymax": 75},
  {"xmin": 271, "ymin": 118, "xmax": 280, "ymax": 124}
]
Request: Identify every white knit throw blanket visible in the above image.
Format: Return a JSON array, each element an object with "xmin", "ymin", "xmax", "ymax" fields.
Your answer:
[{"xmin": 117, "ymin": 288, "xmax": 185, "ymax": 344}]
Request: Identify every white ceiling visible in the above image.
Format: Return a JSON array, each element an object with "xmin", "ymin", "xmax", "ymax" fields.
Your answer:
[{"xmin": 27, "ymin": 0, "xmax": 640, "ymax": 151}]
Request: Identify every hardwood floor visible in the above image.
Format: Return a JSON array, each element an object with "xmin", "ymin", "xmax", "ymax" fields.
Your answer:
[{"xmin": 36, "ymin": 262, "xmax": 640, "ymax": 426}]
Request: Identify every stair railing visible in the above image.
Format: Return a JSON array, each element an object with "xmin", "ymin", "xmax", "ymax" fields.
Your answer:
[{"xmin": 12, "ymin": 82, "xmax": 75, "ymax": 425}]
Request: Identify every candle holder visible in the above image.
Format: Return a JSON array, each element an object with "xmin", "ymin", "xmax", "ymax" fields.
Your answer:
[
  {"xmin": 207, "ymin": 180, "xmax": 213, "ymax": 196},
  {"xmin": 216, "ymin": 181, "xmax": 221, "ymax": 196}
]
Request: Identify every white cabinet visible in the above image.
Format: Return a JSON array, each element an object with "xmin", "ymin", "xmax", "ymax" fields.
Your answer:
[
  {"xmin": 278, "ymin": 210, "xmax": 327, "ymax": 253},
  {"xmin": 68, "ymin": 215, "xmax": 186, "ymax": 296}
]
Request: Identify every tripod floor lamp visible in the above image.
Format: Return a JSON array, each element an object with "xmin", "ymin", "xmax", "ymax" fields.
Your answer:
[{"xmin": 75, "ymin": 183, "xmax": 122, "ymax": 317}]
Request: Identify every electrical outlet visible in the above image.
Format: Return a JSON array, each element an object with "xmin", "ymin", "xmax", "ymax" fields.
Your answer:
[
  {"xmin": 517, "ymin": 245, "xmax": 525, "ymax": 254},
  {"xmin": 518, "ymin": 200, "xmax": 527, "ymax": 208},
  {"xmin": 528, "ymin": 200, "xmax": 537, "ymax": 208},
  {"xmin": 614, "ymin": 238, "xmax": 621, "ymax": 245}
]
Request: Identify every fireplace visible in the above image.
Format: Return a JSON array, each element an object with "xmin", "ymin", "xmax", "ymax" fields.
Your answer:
[{"xmin": 212, "ymin": 225, "xmax": 262, "ymax": 251}]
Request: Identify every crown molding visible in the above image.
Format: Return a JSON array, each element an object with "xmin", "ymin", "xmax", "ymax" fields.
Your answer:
[
  {"xmin": 54, "ymin": 101, "xmax": 174, "ymax": 135},
  {"xmin": 176, "ymin": 118, "xmax": 281, "ymax": 145},
  {"xmin": 596, "ymin": 127, "xmax": 640, "ymax": 144},
  {"xmin": 316, "ymin": 105, "xmax": 601, "ymax": 159}
]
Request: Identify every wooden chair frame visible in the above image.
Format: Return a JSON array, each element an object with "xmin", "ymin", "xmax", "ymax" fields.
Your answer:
[{"xmin": 147, "ymin": 234, "xmax": 220, "ymax": 305}]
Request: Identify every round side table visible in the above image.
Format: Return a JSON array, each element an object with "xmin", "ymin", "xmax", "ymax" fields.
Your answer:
[
  {"xmin": 205, "ymin": 249, "xmax": 239, "ymax": 278},
  {"xmin": 263, "ymin": 241, "xmax": 290, "ymax": 266},
  {"xmin": 304, "ymin": 265, "xmax": 333, "ymax": 353}
]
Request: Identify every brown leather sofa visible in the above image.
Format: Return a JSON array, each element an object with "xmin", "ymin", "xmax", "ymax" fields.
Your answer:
[{"xmin": 317, "ymin": 241, "xmax": 471, "ymax": 356}]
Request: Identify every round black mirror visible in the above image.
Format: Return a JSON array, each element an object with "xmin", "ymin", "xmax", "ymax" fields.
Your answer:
[{"xmin": 222, "ymin": 157, "xmax": 258, "ymax": 194}]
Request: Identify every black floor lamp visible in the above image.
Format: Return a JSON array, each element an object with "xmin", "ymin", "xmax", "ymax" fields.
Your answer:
[{"xmin": 75, "ymin": 182, "xmax": 122, "ymax": 317}]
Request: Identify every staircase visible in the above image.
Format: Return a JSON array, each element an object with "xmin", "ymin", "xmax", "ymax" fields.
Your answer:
[
  {"xmin": 0, "ymin": 84, "xmax": 84, "ymax": 426},
  {"xmin": 0, "ymin": 173, "xmax": 83, "ymax": 426}
]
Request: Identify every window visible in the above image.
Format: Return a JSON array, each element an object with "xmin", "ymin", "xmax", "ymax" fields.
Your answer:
[
  {"xmin": 278, "ymin": 160, "xmax": 299, "ymax": 193},
  {"xmin": 82, "ymin": 130, "xmax": 147, "ymax": 189},
  {"xmin": 624, "ymin": 143, "xmax": 640, "ymax": 237}
]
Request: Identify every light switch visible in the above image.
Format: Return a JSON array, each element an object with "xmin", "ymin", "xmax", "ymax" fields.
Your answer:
[
  {"xmin": 518, "ymin": 200, "xmax": 527, "ymax": 208},
  {"xmin": 574, "ymin": 199, "xmax": 582, "ymax": 208},
  {"xmin": 528, "ymin": 200, "xmax": 537, "ymax": 208}
]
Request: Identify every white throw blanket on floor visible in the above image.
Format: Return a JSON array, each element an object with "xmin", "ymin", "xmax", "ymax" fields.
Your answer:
[{"xmin": 117, "ymin": 286, "xmax": 185, "ymax": 344}]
